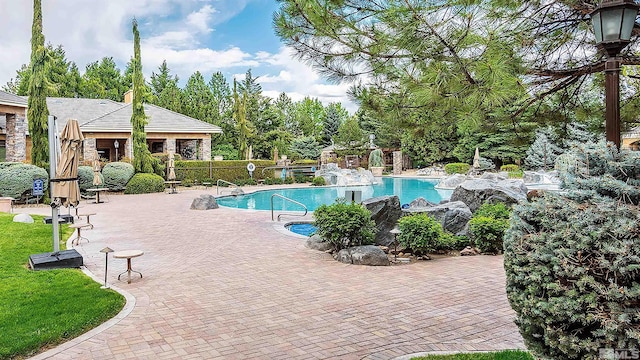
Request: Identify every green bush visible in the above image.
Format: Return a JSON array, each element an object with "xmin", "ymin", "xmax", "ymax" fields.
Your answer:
[
  {"xmin": 474, "ymin": 202, "xmax": 511, "ymax": 220},
  {"xmin": 500, "ymin": 164, "xmax": 520, "ymax": 172},
  {"xmin": 368, "ymin": 148, "xmax": 384, "ymax": 167},
  {"xmin": 444, "ymin": 162, "xmax": 470, "ymax": 174},
  {"xmin": 469, "ymin": 203, "xmax": 511, "ymax": 254},
  {"xmin": 263, "ymin": 177, "xmax": 283, "ymax": 185},
  {"xmin": 312, "ymin": 176, "xmax": 326, "ymax": 186},
  {"xmin": 284, "ymin": 177, "xmax": 294, "ymax": 184},
  {"xmin": 0, "ymin": 164, "xmax": 49, "ymax": 199},
  {"xmin": 77, "ymin": 166, "xmax": 104, "ymax": 193},
  {"xmin": 504, "ymin": 141, "xmax": 640, "ymax": 359},
  {"xmin": 102, "ymin": 162, "xmax": 134, "ymax": 191},
  {"xmin": 174, "ymin": 160, "xmax": 274, "ymax": 183},
  {"xmin": 436, "ymin": 234, "xmax": 471, "ymax": 251},
  {"xmin": 124, "ymin": 173, "xmax": 165, "ymax": 194},
  {"xmin": 397, "ymin": 213, "xmax": 450, "ymax": 255},
  {"xmin": 292, "ymin": 159, "xmax": 318, "ymax": 165},
  {"xmin": 313, "ymin": 200, "xmax": 377, "ymax": 251}
]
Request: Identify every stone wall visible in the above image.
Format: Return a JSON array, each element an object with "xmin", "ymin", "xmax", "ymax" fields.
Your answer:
[{"xmin": 5, "ymin": 113, "xmax": 27, "ymax": 162}]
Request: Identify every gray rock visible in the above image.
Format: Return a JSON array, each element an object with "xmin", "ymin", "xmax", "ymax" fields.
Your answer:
[
  {"xmin": 315, "ymin": 164, "xmax": 376, "ymax": 186},
  {"xmin": 336, "ymin": 245, "xmax": 389, "ymax": 266},
  {"xmin": 436, "ymin": 174, "xmax": 468, "ymax": 189},
  {"xmin": 450, "ymin": 178, "xmax": 527, "ymax": 213},
  {"xmin": 480, "ymin": 172, "xmax": 507, "ymax": 181},
  {"xmin": 190, "ymin": 194, "xmax": 219, "ymax": 210},
  {"xmin": 523, "ymin": 170, "xmax": 560, "ymax": 185},
  {"xmin": 362, "ymin": 195, "xmax": 402, "ymax": 246},
  {"xmin": 306, "ymin": 235, "xmax": 332, "ymax": 251},
  {"xmin": 13, "ymin": 213, "xmax": 34, "ymax": 223},
  {"xmin": 408, "ymin": 197, "xmax": 437, "ymax": 208},
  {"xmin": 460, "ymin": 246, "xmax": 480, "ymax": 256},
  {"xmin": 403, "ymin": 201, "xmax": 472, "ymax": 236}
]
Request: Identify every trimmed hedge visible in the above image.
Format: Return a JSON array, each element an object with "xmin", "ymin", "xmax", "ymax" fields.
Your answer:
[
  {"xmin": 124, "ymin": 173, "xmax": 165, "ymax": 194},
  {"xmin": 102, "ymin": 162, "xmax": 134, "ymax": 191},
  {"xmin": 174, "ymin": 160, "xmax": 275, "ymax": 183},
  {"xmin": 0, "ymin": 164, "xmax": 49, "ymax": 199},
  {"xmin": 444, "ymin": 162, "xmax": 470, "ymax": 174}
]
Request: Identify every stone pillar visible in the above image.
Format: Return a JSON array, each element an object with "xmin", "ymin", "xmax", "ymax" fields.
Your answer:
[
  {"xmin": 166, "ymin": 138, "xmax": 176, "ymax": 154},
  {"xmin": 5, "ymin": 113, "xmax": 27, "ymax": 162},
  {"xmin": 201, "ymin": 137, "xmax": 211, "ymax": 160},
  {"xmin": 393, "ymin": 151, "xmax": 403, "ymax": 175},
  {"xmin": 126, "ymin": 136, "xmax": 133, "ymax": 159},
  {"xmin": 83, "ymin": 138, "xmax": 97, "ymax": 160}
]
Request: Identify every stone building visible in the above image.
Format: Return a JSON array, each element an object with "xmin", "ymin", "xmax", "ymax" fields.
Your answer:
[{"xmin": 0, "ymin": 90, "xmax": 221, "ymax": 162}]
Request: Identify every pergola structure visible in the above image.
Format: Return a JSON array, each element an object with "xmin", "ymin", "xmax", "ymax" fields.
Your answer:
[{"xmin": 0, "ymin": 90, "xmax": 28, "ymax": 162}]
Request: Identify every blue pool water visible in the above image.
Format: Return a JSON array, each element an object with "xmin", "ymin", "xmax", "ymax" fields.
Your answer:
[
  {"xmin": 217, "ymin": 177, "xmax": 452, "ymax": 211},
  {"xmin": 286, "ymin": 223, "xmax": 317, "ymax": 236}
]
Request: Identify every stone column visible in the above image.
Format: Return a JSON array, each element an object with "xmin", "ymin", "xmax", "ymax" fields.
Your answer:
[
  {"xmin": 5, "ymin": 113, "xmax": 27, "ymax": 162},
  {"xmin": 201, "ymin": 137, "xmax": 211, "ymax": 161},
  {"xmin": 126, "ymin": 136, "xmax": 133, "ymax": 159},
  {"xmin": 166, "ymin": 138, "xmax": 176, "ymax": 154},
  {"xmin": 393, "ymin": 151, "xmax": 403, "ymax": 175},
  {"xmin": 83, "ymin": 138, "xmax": 97, "ymax": 160}
]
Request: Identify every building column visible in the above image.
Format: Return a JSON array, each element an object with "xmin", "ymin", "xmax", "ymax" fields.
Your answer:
[
  {"xmin": 5, "ymin": 113, "xmax": 27, "ymax": 162},
  {"xmin": 126, "ymin": 137, "xmax": 133, "ymax": 159},
  {"xmin": 83, "ymin": 138, "xmax": 97, "ymax": 160},
  {"xmin": 166, "ymin": 138, "xmax": 176, "ymax": 154},
  {"xmin": 201, "ymin": 137, "xmax": 211, "ymax": 161},
  {"xmin": 393, "ymin": 151, "xmax": 403, "ymax": 175}
]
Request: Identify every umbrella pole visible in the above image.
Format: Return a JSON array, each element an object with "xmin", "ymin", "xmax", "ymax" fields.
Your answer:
[{"xmin": 48, "ymin": 115, "xmax": 60, "ymax": 253}]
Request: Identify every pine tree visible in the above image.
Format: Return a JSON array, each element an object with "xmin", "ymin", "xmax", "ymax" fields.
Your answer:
[
  {"xmin": 233, "ymin": 79, "xmax": 254, "ymax": 160},
  {"xmin": 322, "ymin": 103, "xmax": 345, "ymax": 146},
  {"xmin": 130, "ymin": 18, "xmax": 154, "ymax": 174},
  {"xmin": 524, "ymin": 127, "xmax": 563, "ymax": 170},
  {"xmin": 27, "ymin": 0, "xmax": 49, "ymax": 169}
]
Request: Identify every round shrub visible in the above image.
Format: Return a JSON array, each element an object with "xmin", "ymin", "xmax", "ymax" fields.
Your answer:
[
  {"xmin": 77, "ymin": 166, "xmax": 104, "ymax": 193},
  {"xmin": 468, "ymin": 216, "xmax": 509, "ymax": 253},
  {"xmin": 504, "ymin": 141, "xmax": 640, "ymax": 360},
  {"xmin": 313, "ymin": 200, "xmax": 377, "ymax": 251},
  {"xmin": 0, "ymin": 164, "xmax": 49, "ymax": 199},
  {"xmin": 444, "ymin": 162, "xmax": 470, "ymax": 174},
  {"xmin": 312, "ymin": 176, "xmax": 326, "ymax": 186},
  {"xmin": 124, "ymin": 173, "xmax": 165, "ymax": 194},
  {"xmin": 397, "ymin": 213, "xmax": 447, "ymax": 255},
  {"xmin": 368, "ymin": 148, "xmax": 384, "ymax": 168},
  {"xmin": 500, "ymin": 164, "xmax": 520, "ymax": 172},
  {"xmin": 102, "ymin": 162, "xmax": 134, "ymax": 191},
  {"xmin": 474, "ymin": 202, "xmax": 511, "ymax": 220}
]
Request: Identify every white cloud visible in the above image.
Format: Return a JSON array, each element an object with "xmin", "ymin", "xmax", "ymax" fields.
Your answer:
[{"xmin": 186, "ymin": 5, "xmax": 216, "ymax": 33}]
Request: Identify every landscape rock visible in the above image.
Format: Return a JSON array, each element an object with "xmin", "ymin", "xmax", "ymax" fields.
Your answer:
[
  {"xmin": 460, "ymin": 246, "xmax": 480, "ymax": 256},
  {"xmin": 306, "ymin": 235, "xmax": 333, "ymax": 252},
  {"xmin": 315, "ymin": 163, "xmax": 376, "ymax": 186},
  {"xmin": 190, "ymin": 194, "xmax": 219, "ymax": 210},
  {"xmin": 450, "ymin": 178, "xmax": 527, "ymax": 213},
  {"xmin": 13, "ymin": 213, "xmax": 34, "ymax": 223},
  {"xmin": 407, "ymin": 197, "xmax": 437, "ymax": 208},
  {"xmin": 480, "ymin": 172, "xmax": 507, "ymax": 181},
  {"xmin": 523, "ymin": 170, "xmax": 561, "ymax": 185},
  {"xmin": 436, "ymin": 174, "xmax": 468, "ymax": 189},
  {"xmin": 362, "ymin": 195, "xmax": 402, "ymax": 246},
  {"xmin": 403, "ymin": 201, "xmax": 472, "ymax": 236},
  {"xmin": 336, "ymin": 245, "xmax": 390, "ymax": 266}
]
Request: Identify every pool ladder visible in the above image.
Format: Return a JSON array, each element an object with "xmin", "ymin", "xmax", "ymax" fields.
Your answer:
[
  {"xmin": 216, "ymin": 179, "xmax": 243, "ymax": 195},
  {"xmin": 271, "ymin": 194, "xmax": 308, "ymax": 221}
]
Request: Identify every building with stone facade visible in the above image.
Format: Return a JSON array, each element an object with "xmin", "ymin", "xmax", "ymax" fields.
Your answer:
[
  {"xmin": 0, "ymin": 90, "xmax": 221, "ymax": 162},
  {"xmin": 622, "ymin": 126, "xmax": 640, "ymax": 151}
]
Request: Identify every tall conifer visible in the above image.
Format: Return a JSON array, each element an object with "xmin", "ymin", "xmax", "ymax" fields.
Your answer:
[
  {"xmin": 130, "ymin": 18, "xmax": 153, "ymax": 173},
  {"xmin": 27, "ymin": 0, "xmax": 49, "ymax": 168}
]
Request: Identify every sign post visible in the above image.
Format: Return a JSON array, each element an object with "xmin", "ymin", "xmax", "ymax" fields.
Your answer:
[{"xmin": 247, "ymin": 162, "xmax": 256, "ymax": 179}]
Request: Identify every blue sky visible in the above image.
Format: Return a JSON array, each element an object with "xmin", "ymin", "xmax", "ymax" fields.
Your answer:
[{"xmin": 0, "ymin": 0, "xmax": 356, "ymax": 111}]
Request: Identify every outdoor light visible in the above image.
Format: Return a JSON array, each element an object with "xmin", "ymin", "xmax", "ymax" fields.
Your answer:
[
  {"xmin": 390, "ymin": 226, "xmax": 401, "ymax": 261},
  {"xmin": 591, "ymin": 0, "xmax": 639, "ymax": 148},
  {"xmin": 113, "ymin": 139, "xmax": 119, "ymax": 161},
  {"xmin": 100, "ymin": 247, "xmax": 114, "ymax": 288}
]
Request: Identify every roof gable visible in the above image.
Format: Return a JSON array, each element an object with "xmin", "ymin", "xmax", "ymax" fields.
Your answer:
[{"xmin": 0, "ymin": 90, "xmax": 27, "ymax": 108}]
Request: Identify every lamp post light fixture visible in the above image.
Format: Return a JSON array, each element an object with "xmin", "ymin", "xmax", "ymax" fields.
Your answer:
[
  {"xmin": 113, "ymin": 139, "xmax": 119, "ymax": 161},
  {"xmin": 100, "ymin": 247, "xmax": 114, "ymax": 289},
  {"xmin": 389, "ymin": 226, "xmax": 402, "ymax": 261},
  {"xmin": 591, "ymin": 0, "xmax": 640, "ymax": 148}
]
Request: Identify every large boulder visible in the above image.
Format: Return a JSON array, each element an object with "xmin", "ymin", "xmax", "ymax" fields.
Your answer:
[
  {"xmin": 315, "ymin": 164, "xmax": 376, "ymax": 186},
  {"xmin": 362, "ymin": 195, "xmax": 402, "ymax": 246},
  {"xmin": 436, "ymin": 174, "xmax": 468, "ymax": 189},
  {"xmin": 190, "ymin": 194, "xmax": 219, "ymax": 210},
  {"xmin": 403, "ymin": 200, "xmax": 472, "ymax": 236},
  {"xmin": 336, "ymin": 245, "xmax": 389, "ymax": 266},
  {"xmin": 407, "ymin": 197, "xmax": 438, "ymax": 208},
  {"xmin": 450, "ymin": 178, "xmax": 527, "ymax": 213},
  {"xmin": 306, "ymin": 234, "xmax": 332, "ymax": 252}
]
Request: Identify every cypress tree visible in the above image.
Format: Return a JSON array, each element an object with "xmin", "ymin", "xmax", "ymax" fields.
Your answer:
[
  {"xmin": 130, "ymin": 18, "xmax": 153, "ymax": 173},
  {"xmin": 27, "ymin": 0, "xmax": 49, "ymax": 168}
]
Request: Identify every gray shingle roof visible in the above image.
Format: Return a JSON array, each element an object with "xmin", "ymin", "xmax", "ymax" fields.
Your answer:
[
  {"xmin": 46, "ymin": 97, "xmax": 123, "ymax": 130},
  {"xmin": 0, "ymin": 90, "xmax": 27, "ymax": 107}
]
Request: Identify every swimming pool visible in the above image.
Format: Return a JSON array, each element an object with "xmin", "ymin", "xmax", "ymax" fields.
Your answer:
[{"xmin": 217, "ymin": 177, "xmax": 452, "ymax": 211}]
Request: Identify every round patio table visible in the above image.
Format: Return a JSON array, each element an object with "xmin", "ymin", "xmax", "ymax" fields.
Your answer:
[{"xmin": 113, "ymin": 250, "xmax": 144, "ymax": 284}]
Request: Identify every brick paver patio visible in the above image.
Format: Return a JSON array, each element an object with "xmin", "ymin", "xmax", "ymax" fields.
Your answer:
[{"xmin": 29, "ymin": 188, "xmax": 525, "ymax": 359}]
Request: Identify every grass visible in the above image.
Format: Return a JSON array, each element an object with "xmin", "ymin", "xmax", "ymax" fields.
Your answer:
[
  {"xmin": 0, "ymin": 213, "xmax": 125, "ymax": 359},
  {"xmin": 412, "ymin": 350, "xmax": 534, "ymax": 360}
]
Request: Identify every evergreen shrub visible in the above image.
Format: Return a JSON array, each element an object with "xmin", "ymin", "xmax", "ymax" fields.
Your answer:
[
  {"xmin": 124, "ymin": 173, "xmax": 165, "ymax": 194},
  {"xmin": 102, "ymin": 162, "xmax": 134, "ymax": 191},
  {"xmin": 469, "ymin": 203, "xmax": 511, "ymax": 254},
  {"xmin": 313, "ymin": 200, "xmax": 377, "ymax": 251},
  {"xmin": 174, "ymin": 160, "xmax": 274, "ymax": 183},
  {"xmin": 77, "ymin": 166, "xmax": 104, "ymax": 193},
  {"xmin": 397, "ymin": 213, "xmax": 449, "ymax": 255},
  {"xmin": 0, "ymin": 164, "xmax": 49, "ymax": 199},
  {"xmin": 444, "ymin": 162, "xmax": 470, "ymax": 174},
  {"xmin": 500, "ymin": 164, "xmax": 520, "ymax": 172},
  {"xmin": 284, "ymin": 177, "xmax": 294, "ymax": 184},
  {"xmin": 312, "ymin": 176, "xmax": 326, "ymax": 186},
  {"xmin": 504, "ymin": 141, "xmax": 640, "ymax": 359}
]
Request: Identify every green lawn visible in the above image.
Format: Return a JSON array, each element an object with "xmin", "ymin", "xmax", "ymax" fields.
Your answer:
[
  {"xmin": 0, "ymin": 213, "xmax": 125, "ymax": 359},
  {"xmin": 412, "ymin": 350, "xmax": 534, "ymax": 360}
]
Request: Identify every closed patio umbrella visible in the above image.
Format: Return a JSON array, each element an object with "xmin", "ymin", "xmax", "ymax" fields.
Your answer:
[
  {"xmin": 52, "ymin": 119, "xmax": 84, "ymax": 208},
  {"xmin": 167, "ymin": 153, "xmax": 176, "ymax": 181},
  {"xmin": 92, "ymin": 151, "xmax": 102, "ymax": 186}
]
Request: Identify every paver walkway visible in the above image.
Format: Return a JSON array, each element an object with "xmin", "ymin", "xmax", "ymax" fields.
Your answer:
[{"xmin": 29, "ymin": 189, "xmax": 525, "ymax": 359}]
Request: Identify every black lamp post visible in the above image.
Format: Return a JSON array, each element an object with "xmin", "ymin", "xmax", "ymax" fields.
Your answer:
[
  {"xmin": 591, "ymin": 0, "xmax": 639, "ymax": 148},
  {"xmin": 114, "ymin": 139, "xmax": 119, "ymax": 161}
]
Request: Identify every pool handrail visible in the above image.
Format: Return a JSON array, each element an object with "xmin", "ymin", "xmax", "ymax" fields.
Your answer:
[
  {"xmin": 270, "ymin": 194, "xmax": 308, "ymax": 221},
  {"xmin": 216, "ymin": 179, "xmax": 242, "ymax": 195}
]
